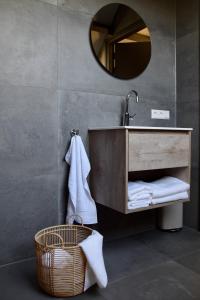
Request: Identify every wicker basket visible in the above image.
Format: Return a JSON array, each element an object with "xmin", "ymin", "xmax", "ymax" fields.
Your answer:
[{"xmin": 34, "ymin": 216, "xmax": 93, "ymax": 297}]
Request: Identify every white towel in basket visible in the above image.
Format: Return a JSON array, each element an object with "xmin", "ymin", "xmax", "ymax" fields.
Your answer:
[
  {"xmin": 41, "ymin": 248, "xmax": 73, "ymax": 268},
  {"xmin": 79, "ymin": 230, "xmax": 108, "ymax": 290}
]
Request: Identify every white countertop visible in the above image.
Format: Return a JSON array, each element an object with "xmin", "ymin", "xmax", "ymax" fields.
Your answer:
[{"xmin": 88, "ymin": 126, "xmax": 193, "ymax": 131}]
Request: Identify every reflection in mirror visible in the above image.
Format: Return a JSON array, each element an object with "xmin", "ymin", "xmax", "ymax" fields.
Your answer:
[{"xmin": 90, "ymin": 3, "xmax": 151, "ymax": 79}]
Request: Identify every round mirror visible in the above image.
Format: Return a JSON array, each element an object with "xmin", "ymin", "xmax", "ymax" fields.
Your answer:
[{"xmin": 90, "ymin": 3, "xmax": 151, "ymax": 80}]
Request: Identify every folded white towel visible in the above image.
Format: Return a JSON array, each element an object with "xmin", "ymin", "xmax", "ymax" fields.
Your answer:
[
  {"xmin": 128, "ymin": 181, "xmax": 152, "ymax": 202},
  {"xmin": 128, "ymin": 200, "xmax": 150, "ymax": 209},
  {"xmin": 65, "ymin": 135, "xmax": 97, "ymax": 224},
  {"xmin": 128, "ymin": 181, "xmax": 152, "ymax": 194},
  {"xmin": 152, "ymin": 191, "xmax": 188, "ymax": 204},
  {"xmin": 79, "ymin": 230, "xmax": 108, "ymax": 290},
  {"xmin": 128, "ymin": 176, "xmax": 190, "ymax": 207},
  {"xmin": 137, "ymin": 176, "xmax": 190, "ymax": 198},
  {"xmin": 128, "ymin": 192, "xmax": 152, "ymax": 202}
]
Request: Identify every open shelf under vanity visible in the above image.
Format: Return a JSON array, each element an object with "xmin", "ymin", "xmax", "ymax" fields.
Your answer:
[
  {"xmin": 88, "ymin": 127, "xmax": 192, "ymax": 216},
  {"xmin": 126, "ymin": 167, "xmax": 190, "ymax": 214}
]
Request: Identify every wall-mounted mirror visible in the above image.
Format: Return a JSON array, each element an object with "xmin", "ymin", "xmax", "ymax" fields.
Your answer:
[{"xmin": 90, "ymin": 3, "xmax": 151, "ymax": 80}]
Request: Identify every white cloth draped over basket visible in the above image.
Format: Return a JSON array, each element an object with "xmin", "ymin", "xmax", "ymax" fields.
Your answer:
[
  {"xmin": 79, "ymin": 230, "xmax": 108, "ymax": 290},
  {"xmin": 65, "ymin": 135, "xmax": 97, "ymax": 224}
]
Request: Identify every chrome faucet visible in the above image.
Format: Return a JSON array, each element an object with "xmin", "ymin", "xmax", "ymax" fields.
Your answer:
[{"xmin": 122, "ymin": 90, "xmax": 139, "ymax": 126}]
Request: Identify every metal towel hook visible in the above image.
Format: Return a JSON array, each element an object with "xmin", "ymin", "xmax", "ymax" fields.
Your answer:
[{"xmin": 70, "ymin": 129, "xmax": 79, "ymax": 137}]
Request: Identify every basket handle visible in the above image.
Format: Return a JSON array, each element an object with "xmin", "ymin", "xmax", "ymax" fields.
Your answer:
[
  {"xmin": 45, "ymin": 232, "xmax": 65, "ymax": 249},
  {"xmin": 67, "ymin": 214, "xmax": 83, "ymax": 226}
]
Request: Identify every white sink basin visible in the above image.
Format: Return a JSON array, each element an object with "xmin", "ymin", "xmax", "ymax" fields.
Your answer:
[{"xmin": 89, "ymin": 126, "xmax": 193, "ymax": 131}]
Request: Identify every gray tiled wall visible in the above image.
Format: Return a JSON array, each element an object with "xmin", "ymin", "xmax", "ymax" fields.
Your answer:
[
  {"xmin": 176, "ymin": 0, "xmax": 199, "ymax": 229},
  {"xmin": 0, "ymin": 0, "xmax": 176, "ymax": 265},
  {"xmin": 0, "ymin": 0, "xmax": 59, "ymax": 265}
]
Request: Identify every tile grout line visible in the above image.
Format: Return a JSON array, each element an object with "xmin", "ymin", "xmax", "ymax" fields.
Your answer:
[
  {"xmin": 173, "ymin": 247, "xmax": 200, "ymax": 261},
  {"xmin": 0, "ymin": 82, "xmax": 177, "ymax": 100},
  {"xmin": 0, "ymin": 83, "xmax": 132, "ymax": 98},
  {"xmin": 56, "ymin": 1, "xmax": 62, "ymax": 225},
  {"xmin": 137, "ymin": 237, "xmax": 200, "ymax": 262},
  {"xmin": 0, "ymin": 257, "xmax": 35, "ymax": 269},
  {"xmin": 105, "ymin": 260, "xmax": 175, "ymax": 288},
  {"xmin": 174, "ymin": 0, "xmax": 177, "ymax": 127},
  {"xmin": 105, "ymin": 256, "xmax": 200, "ymax": 289}
]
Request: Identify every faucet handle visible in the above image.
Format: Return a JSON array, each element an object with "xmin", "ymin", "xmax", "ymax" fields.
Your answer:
[{"xmin": 129, "ymin": 113, "xmax": 136, "ymax": 120}]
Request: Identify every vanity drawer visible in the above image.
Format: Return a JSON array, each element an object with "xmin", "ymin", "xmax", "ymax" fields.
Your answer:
[{"xmin": 128, "ymin": 131, "xmax": 190, "ymax": 171}]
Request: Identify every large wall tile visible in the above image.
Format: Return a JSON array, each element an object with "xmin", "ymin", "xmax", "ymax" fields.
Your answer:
[
  {"xmin": 0, "ymin": 173, "xmax": 58, "ymax": 264},
  {"xmin": 0, "ymin": 0, "xmax": 57, "ymax": 88},
  {"xmin": 39, "ymin": 0, "xmax": 58, "ymax": 6},
  {"xmin": 0, "ymin": 86, "xmax": 58, "ymax": 179},
  {"xmin": 176, "ymin": 0, "xmax": 199, "ymax": 229},
  {"xmin": 177, "ymin": 101, "xmax": 199, "ymax": 134},
  {"xmin": 58, "ymin": 9, "xmax": 129, "ymax": 95},
  {"xmin": 177, "ymin": 32, "xmax": 199, "ymax": 89},
  {"xmin": 176, "ymin": 0, "xmax": 199, "ymax": 38},
  {"xmin": 58, "ymin": 90, "xmax": 122, "ymax": 155},
  {"xmin": 184, "ymin": 167, "xmax": 199, "ymax": 228}
]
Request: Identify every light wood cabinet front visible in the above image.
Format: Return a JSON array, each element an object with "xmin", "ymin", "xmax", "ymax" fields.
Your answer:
[{"xmin": 128, "ymin": 131, "xmax": 190, "ymax": 172}]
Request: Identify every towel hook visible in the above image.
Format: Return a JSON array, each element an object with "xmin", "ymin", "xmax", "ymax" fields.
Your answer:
[{"xmin": 70, "ymin": 129, "xmax": 79, "ymax": 137}]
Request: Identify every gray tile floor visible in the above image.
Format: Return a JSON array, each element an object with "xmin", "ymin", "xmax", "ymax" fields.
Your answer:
[{"xmin": 1, "ymin": 227, "xmax": 200, "ymax": 300}]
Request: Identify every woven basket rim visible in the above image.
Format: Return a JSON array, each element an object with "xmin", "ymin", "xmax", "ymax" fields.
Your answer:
[{"xmin": 34, "ymin": 224, "xmax": 93, "ymax": 249}]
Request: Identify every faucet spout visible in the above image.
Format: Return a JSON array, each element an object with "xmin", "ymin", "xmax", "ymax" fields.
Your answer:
[
  {"xmin": 126, "ymin": 90, "xmax": 139, "ymax": 105},
  {"xmin": 123, "ymin": 90, "xmax": 139, "ymax": 126}
]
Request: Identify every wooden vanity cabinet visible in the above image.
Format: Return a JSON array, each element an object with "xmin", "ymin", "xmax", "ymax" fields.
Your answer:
[{"xmin": 88, "ymin": 127, "xmax": 192, "ymax": 215}]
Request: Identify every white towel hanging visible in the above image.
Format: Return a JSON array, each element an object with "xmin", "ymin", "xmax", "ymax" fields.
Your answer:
[{"xmin": 65, "ymin": 134, "xmax": 97, "ymax": 224}]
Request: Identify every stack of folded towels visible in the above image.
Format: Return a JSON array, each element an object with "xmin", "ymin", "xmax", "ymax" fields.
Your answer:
[{"xmin": 128, "ymin": 176, "xmax": 190, "ymax": 210}]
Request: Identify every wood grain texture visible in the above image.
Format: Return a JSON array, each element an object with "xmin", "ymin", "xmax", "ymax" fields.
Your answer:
[
  {"xmin": 89, "ymin": 129, "xmax": 128, "ymax": 213},
  {"xmin": 128, "ymin": 131, "xmax": 190, "ymax": 171}
]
